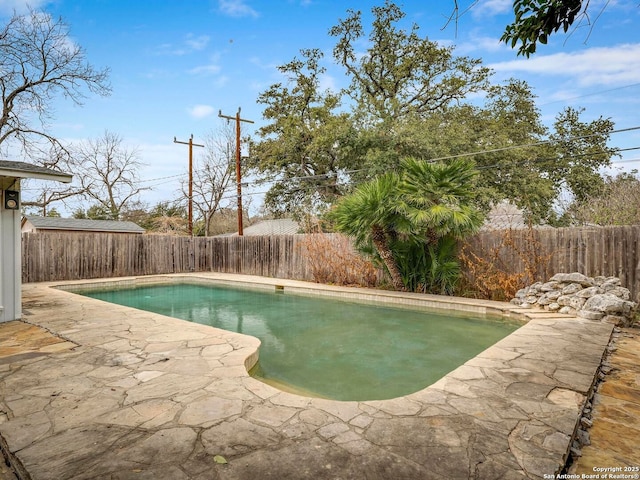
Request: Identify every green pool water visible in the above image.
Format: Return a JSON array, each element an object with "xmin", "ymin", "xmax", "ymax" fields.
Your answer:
[{"xmin": 80, "ymin": 282, "xmax": 519, "ymax": 401}]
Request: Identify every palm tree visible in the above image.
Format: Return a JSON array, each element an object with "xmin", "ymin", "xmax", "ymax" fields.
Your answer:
[
  {"xmin": 399, "ymin": 158, "xmax": 483, "ymax": 292},
  {"xmin": 329, "ymin": 158, "xmax": 483, "ymax": 292},
  {"xmin": 400, "ymin": 157, "xmax": 483, "ymax": 243},
  {"xmin": 329, "ymin": 173, "xmax": 408, "ymax": 290}
]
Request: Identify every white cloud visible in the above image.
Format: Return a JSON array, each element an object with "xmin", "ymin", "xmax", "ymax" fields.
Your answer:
[
  {"xmin": 489, "ymin": 43, "xmax": 640, "ymax": 86},
  {"xmin": 188, "ymin": 104, "xmax": 215, "ymax": 119},
  {"xmin": 471, "ymin": 0, "xmax": 512, "ymax": 18},
  {"xmin": 185, "ymin": 34, "xmax": 210, "ymax": 51},
  {"xmin": 0, "ymin": 0, "xmax": 48, "ymax": 15},
  {"xmin": 188, "ymin": 51, "xmax": 222, "ymax": 75},
  {"xmin": 248, "ymin": 56, "xmax": 279, "ymax": 71},
  {"xmin": 213, "ymin": 75, "xmax": 230, "ymax": 88},
  {"xmin": 218, "ymin": 0, "xmax": 259, "ymax": 18},
  {"xmin": 188, "ymin": 64, "xmax": 222, "ymax": 75},
  {"xmin": 157, "ymin": 34, "xmax": 211, "ymax": 56},
  {"xmin": 318, "ymin": 73, "xmax": 337, "ymax": 93},
  {"xmin": 453, "ymin": 34, "xmax": 505, "ymax": 54},
  {"xmin": 142, "ymin": 68, "xmax": 174, "ymax": 80}
]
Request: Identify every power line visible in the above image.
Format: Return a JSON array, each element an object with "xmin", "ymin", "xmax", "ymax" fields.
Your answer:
[
  {"xmin": 427, "ymin": 125, "xmax": 640, "ymax": 163},
  {"xmin": 140, "ymin": 144, "xmax": 640, "ymax": 191},
  {"xmin": 138, "ymin": 173, "xmax": 185, "ymax": 184},
  {"xmin": 539, "ymin": 82, "xmax": 640, "ymax": 107},
  {"xmin": 610, "ymin": 157, "xmax": 640, "ymax": 165},
  {"xmin": 615, "ymin": 146, "xmax": 640, "ymax": 154},
  {"xmin": 473, "ymin": 145, "xmax": 640, "ymax": 172},
  {"xmin": 228, "ymin": 148, "xmax": 640, "ymax": 203},
  {"xmin": 143, "ymin": 178, "xmax": 186, "ymax": 189}
]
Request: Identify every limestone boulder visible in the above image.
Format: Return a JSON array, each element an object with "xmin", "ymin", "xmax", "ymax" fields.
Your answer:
[
  {"xmin": 601, "ymin": 277, "xmax": 621, "ymax": 288},
  {"xmin": 606, "ymin": 287, "xmax": 631, "ymax": 300},
  {"xmin": 546, "ymin": 291, "xmax": 562, "ymax": 300},
  {"xmin": 557, "ymin": 295, "xmax": 586, "ymax": 310},
  {"xmin": 583, "ymin": 294, "xmax": 635, "ymax": 316},
  {"xmin": 559, "ymin": 306, "xmax": 574, "ymax": 315},
  {"xmin": 574, "ymin": 286, "xmax": 603, "ymax": 298},
  {"xmin": 539, "ymin": 281, "xmax": 560, "ymax": 292},
  {"xmin": 510, "ymin": 272, "xmax": 636, "ymax": 326},
  {"xmin": 561, "ymin": 283, "xmax": 583, "ymax": 295},
  {"xmin": 601, "ymin": 315, "xmax": 630, "ymax": 327},
  {"xmin": 576, "ymin": 310, "xmax": 605, "ymax": 321},
  {"xmin": 549, "ymin": 273, "xmax": 593, "ymax": 287}
]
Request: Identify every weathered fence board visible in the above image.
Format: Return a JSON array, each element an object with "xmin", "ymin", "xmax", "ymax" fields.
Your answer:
[
  {"xmin": 21, "ymin": 226, "xmax": 640, "ymax": 300},
  {"xmin": 21, "ymin": 233, "xmax": 321, "ymax": 284},
  {"xmin": 465, "ymin": 226, "xmax": 640, "ymax": 299}
]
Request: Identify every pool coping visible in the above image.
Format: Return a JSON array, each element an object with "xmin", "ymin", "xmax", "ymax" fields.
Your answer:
[
  {"xmin": 54, "ymin": 272, "xmax": 536, "ymax": 320},
  {"xmin": 1, "ymin": 273, "xmax": 615, "ymax": 479}
]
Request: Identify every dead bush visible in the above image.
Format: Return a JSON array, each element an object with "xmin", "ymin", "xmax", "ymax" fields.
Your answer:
[
  {"xmin": 459, "ymin": 227, "xmax": 553, "ymax": 301},
  {"xmin": 299, "ymin": 234, "xmax": 381, "ymax": 287}
]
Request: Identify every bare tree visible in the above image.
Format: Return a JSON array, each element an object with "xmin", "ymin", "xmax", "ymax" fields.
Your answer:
[
  {"xmin": 74, "ymin": 131, "xmax": 148, "ymax": 220},
  {"xmin": 21, "ymin": 144, "xmax": 89, "ymax": 215},
  {"xmin": 181, "ymin": 122, "xmax": 237, "ymax": 236},
  {"xmin": 567, "ymin": 171, "xmax": 640, "ymax": 226},
  {"xmin": 0, "ymin": 8, "xmax": 110, "ymax": 158},
  {"xmin": 24, "ymin": 183, "xmax": 83, "ymax": 216},
  {"xmin": 122, "ymin": 201, "xmax": 189, "ymax": 235}
]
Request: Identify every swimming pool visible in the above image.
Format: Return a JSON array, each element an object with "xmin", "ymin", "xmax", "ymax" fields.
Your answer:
[{"xmin": 78, "ymin": 281, "xmax": 519, "ymax": 401}]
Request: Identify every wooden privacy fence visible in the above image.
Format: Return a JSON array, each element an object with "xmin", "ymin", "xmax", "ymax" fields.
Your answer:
[
  {"xmin": 21, "ymin": 232, "xmax": 322, "ymax": 283},
  {"xmin": 464, "ymin": 226, "xmax": 640, "ymax": 299},
  {"xmin": 21, "ymin": 226, "xmax": 640, "ymax": 299}
]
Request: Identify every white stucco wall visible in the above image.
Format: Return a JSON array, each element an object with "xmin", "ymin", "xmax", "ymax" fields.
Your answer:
[{"xmin": 0, "ymin": 182, "xmax": 21, "ymax": 323}]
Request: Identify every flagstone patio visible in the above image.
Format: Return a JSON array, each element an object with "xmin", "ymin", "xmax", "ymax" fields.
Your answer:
[{"xmin": 0, "ymin": 274, "xmax": 616, "ymax": 479}]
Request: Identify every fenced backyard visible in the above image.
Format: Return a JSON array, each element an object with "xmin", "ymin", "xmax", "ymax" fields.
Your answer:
[{"xmin": 21, "ymin": 226, "xmax": 640, "ymax": 300}]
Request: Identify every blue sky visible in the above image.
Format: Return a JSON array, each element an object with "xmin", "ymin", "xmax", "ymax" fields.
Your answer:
[{"xmin": 3, "ymin": 0, "xmax": 640, "ymax": 214}]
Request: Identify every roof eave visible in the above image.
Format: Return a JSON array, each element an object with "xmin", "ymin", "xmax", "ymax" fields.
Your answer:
[
  {"xmin": 32, "ymin": 227, "xmax": 144, "ymax": 234},
  {"xmin": 0, "ymin": 168, "xmax": 72, "ymax": 183}
]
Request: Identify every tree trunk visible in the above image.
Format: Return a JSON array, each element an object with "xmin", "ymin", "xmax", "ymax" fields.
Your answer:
[
  {"xmin": 371, "ymin": 225, "xmax": 405, "ymax": 290},
  {"xmin": 205, "ymin": 212, "xmax": 213, "ymax": 237}
]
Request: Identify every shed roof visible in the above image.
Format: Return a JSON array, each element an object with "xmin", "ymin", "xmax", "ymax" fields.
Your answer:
[
  {"xmin": 23, "ymin": 216, "xmax": 145, "ymax": 234},
  {"xmin": 0, "ymin": 160, "xmax": 72, "ymax": 183}
]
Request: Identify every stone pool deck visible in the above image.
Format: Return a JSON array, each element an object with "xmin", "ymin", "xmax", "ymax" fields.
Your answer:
[
  {"xmin": 0, "ymin": 273, "xmax": 616, "ymax": 479},
  {"xmin": 570, "ymin": 325, "xmax": 640, "ymax": 474}
]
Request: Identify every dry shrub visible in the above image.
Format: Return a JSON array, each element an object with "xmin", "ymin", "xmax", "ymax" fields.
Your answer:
[
  {"xmin": 299, "ymin": 233, "xmax": 381, "ymax": 287},
  {"xmin": 459, "ymin": 226, "xmax": 553, "ymax": 301}
]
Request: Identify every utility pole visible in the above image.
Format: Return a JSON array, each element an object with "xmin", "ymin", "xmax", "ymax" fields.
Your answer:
[
  {"xmin": 173, "ymin": 134, "xmax": 204, "ymax": 236},
  {"xmin": 218, "ymin": 108, "xmax": 254, "ymax": 236}
]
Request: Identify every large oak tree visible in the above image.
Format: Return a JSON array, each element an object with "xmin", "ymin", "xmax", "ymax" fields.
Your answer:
[{"xmin": 251, "ymin": 1, "xmax": 617, "ymax": 224}]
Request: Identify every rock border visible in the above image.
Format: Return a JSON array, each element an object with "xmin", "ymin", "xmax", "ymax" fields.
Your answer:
[{"xmin": 511, "ymin": 272, "xmax": 637, "ymax": 327}]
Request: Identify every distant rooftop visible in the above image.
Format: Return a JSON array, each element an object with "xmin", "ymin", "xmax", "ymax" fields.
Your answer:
[
  {"xmin": 236, "ymin": 218, "xmax": 301, "ymax": 236},
  {"xmin": 0, "ymin": 160, "xmax": 72, "ymax": 183},
  {"xmin": 482, "ymin": 201, "xmax": 527, "ymax": 230},
  {"xmin": 23, "ymin": 216, "xmax": 145, "ymax": 234}
]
